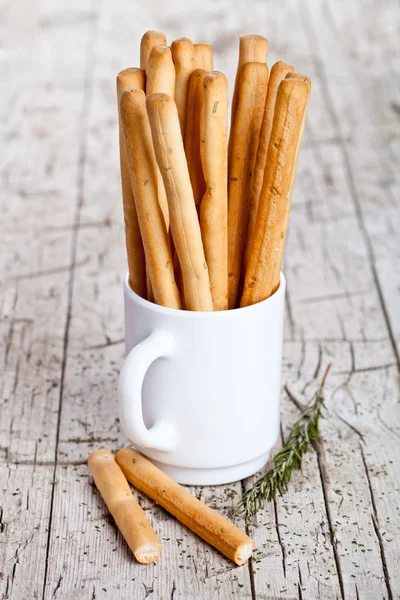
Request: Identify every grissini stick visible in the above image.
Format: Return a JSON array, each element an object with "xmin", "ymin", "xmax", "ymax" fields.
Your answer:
[
  {"xmin": 140, "ymin": 30, "xmax": 167, "ymax": 72},
  {"xmin": 120, "ymin": 89, "xmax": 181, "ymax": 309},
  {"xmin": 88, "ymin": 449, "xmax": 161, "ymax": 564},
  {"xmin": 115, "ymin": 447, "xmax": 254, "ymax": 566},
  {"xmin": 193, "ymin": 43, "xmax": 213, "ymax": 70},
  {"xmin": 229, "ymin": 34, "xmax": 268, "ymax": 161},
  {"xmin": 244, "ymin": 61, "xmax": 294, "ymax": 272},
  {"xmin": 184, "ymin": 69, "xmax": 209, "ymax": 208},
  {"xmin": 227, "ymin": 62, "xmax": 269, "ymax": 309},
  {"xmin": 270, "ymin": 73, "xmax": 311, "ymax": 292},
  {"xmin": 200, "ymin": 71, "xmax": 228, "ymax": 311},
  {"xmin": 116, "ymin": 68, "xmax": 147, "ymax": 298},
  {"xmin": 146, "ymin": 44, "xmax": 176, "ymax": 232},
  {"xmin": 146, "ymin": 45, "xmax": 176, "ymax": 96},
  {"xmin": 170, "ymin": 37, "xmax": 195, "ymax": 136},
  {"xmin": 241, "ymin": 78, "xmax": 309, "ymax": 307},
  {"xmin": 147, "ymin": 93, "xmax": 213, "ymax": 311}
]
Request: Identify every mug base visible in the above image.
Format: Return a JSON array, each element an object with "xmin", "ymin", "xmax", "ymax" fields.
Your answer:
[{"xmin": 150, "ymin": 451, "xmax": 270, "ymax": 486}]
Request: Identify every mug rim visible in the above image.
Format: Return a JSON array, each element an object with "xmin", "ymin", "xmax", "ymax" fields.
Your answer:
[{"xmin": 124, "ymin": 272, "xmax": 286, "ymax": 319}]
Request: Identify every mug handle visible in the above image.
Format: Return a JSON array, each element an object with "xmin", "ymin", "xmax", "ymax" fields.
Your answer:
[{"xmin": 118, "ymin": 330, "xmax": 177, "ymax": 452}]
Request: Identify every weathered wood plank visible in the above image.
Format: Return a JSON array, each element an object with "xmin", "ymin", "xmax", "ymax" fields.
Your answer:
[
  {"xmin": 302, "ymin": 0, "xmax": 400, "ymax": 360},
  {"xmin": 0, "ymin": 0, "xmax": 97, "ymax": 596},
  {"xmin": 0, "ymin": 464, "xmax": 54, "ymax": 600}
]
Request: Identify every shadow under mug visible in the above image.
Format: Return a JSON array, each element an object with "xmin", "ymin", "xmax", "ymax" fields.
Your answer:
[{"xmin": 118, "ymin": 272, "xmax": 286, "ymax": 485}]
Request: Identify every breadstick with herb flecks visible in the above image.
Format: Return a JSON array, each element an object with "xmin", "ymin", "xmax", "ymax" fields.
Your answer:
[
  {"xmin": 200, "ymin": 71, "xmax": 228, "ymax": 310},
  {"xmin": 88, "ymin": 449, "xmax": 161, "ymax": 564},
  {"xmin": 229, "ymin": 35, "xmax": 268, "ymax": 163},
  {"xmin": 120, "ymin": 89, "xmax": 181, "ymax": 309},
  {"xmin": 140, "ymin": 30, "xmax": 167, "ymax": 72},
  {"xmin": 244, "ymin": 61, "xmax": 294, "ymax": 272},
  {"xmin": 184, "ymin": 69, "xmax": 209, "ymax": 208},
  {"xmin": 170, "ymin": 37, "xmax": 195, "ymax": 136},
  {"xmin": 115, "ymin": 447, "xmax": 254, "ymax": 566},
  {"xmin": 241, "ymin": 78, "xmax": 310, "ymax": 307},
  {"xmin": 146, "ymin": 44, "xmax": 176, "ymax": 232},
  {"xmin": 227, "ymin": 62, "xmax": 269, "ymax": 309},
  {"xmin": 147, "ymin": 93, "xmax": 213, "ymax": 311},
  {"xmin": 270, "ymin": 73, "xmax": 311, "ymax": 292},
  {"xmin": 194, "ymin": 44, "xmax": 213, "ymax": 70},
  {"xmin": 116, "ymin": 68, "xmax": 147, "ymax": 298}
]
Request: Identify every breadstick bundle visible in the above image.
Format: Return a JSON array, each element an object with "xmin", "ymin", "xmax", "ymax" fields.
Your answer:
[{"xmin": 117, "ymin": 31, "xmax": 310, "ymax": 310}]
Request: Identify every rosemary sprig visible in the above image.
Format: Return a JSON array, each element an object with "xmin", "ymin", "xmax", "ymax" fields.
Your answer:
[{"xmin": 236, "ymin": 363, "xmax": 332, "ymax": 519}]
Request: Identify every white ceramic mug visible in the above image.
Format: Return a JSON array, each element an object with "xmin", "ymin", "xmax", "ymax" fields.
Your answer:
[{"xmin": 118, "ymin": 273, "xmax": 286, "ymax": 485}]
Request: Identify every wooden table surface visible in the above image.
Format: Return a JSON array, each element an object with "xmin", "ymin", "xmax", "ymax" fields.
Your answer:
[{"xmin": 1, "ymin": 0, "xmax": 399, "ymax": 598}]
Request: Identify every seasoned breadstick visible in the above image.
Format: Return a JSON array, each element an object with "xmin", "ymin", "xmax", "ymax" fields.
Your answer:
[
  {"xmin": 116, "ymin": 447, "xmax": 254, "ymax": 566},
  {"xmin": 270, "ymin": 73, "xmax": 311, "ymax": 292},
  {"xmin": 229, "ymin": 34, "xmax": 268, "ymax": 160},
  {"xmin": 146, "ymin": 44, "xmax": 176, "ymax": 231},
  {"xmin": 244, "ymin": 61, "xmax": 294, "ymax": 271},
  {"xmin": 194, "ymin": 43, "xmax": 213, "ymax": 70},
  {"xmin": 140, "ymin": 30, "xmax": 167, "ymax": 72},
  {"xmin": 120, "ymin": 89, "xmax": 181, "ymax": 309},
  {"xmin": 116, "ymin": 68, "xmax": 147, "ymax": 298},
  {"xmin": 147, "ymin": 93, "xmax": 213, "ymax": 311},
  {"xmin": 184, "ymin": 69, "xmax": 209, "ymax": 208},
  {"xmin": 228, "ymin": 62, "xmax": 269, "ymax": 308},
  {"xmin": 241, "ymin": 78, "xmax": 309, "ymax": 307},
  {"xmin": 200, "ymin": 71, "xmax": 228, "ymax": 311},
  {"xmin": 88, "ymin": 449, "xmax": 161, "ymax": 564},
  {"xmin": 170, "ymin": 37, "xmax": 195, "ymax": 136}
]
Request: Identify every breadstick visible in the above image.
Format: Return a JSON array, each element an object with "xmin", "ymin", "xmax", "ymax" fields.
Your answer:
[
  {"xmin": 120, "ymin": 89, "xmax": 181, "ymax": 309},
  {"xmin": 147, "ymin": 93, "xmax": 213, "ymax": 311},
  {"xmin": 170, "ymin": 37, "xmax": 195, "ymax": 136},
  {"xmin": 146, "ymin": 45, "xmax": 176, "ymax": 232},
  {"xmin": 184, "ymin": 69, "xmax": 209, "ymax": 208},
  {"xmin": 200, "ymin": 71, "xmax": 228, "ymax": 311},
  {"xmin": 244, "ymin": 61, "xmax": 294, "ymax": 272},
  {"xmin": 146, "ymin": 45, "xmax": 175, "ymax": 97},
  {"xmin": 227, "ymin": 62, "xmax": 269, "ymax": 308},
  {"xmin": 88, "ymin": 449, "xmax": 161, "ymax": 564},
  {"xmin": 241, "ymin": 78, "xmax": 309, "ymax": 307},
  {"xmin": 140, "ymin": 30, "xmax": 167, "ymax": 72},
  {"xmin": 116, "ymin": 68, "xmax": 147, "ymax": 298},
  {"xmin": 194, "ymin": 43, "xmax": 213, "ymax": 70},
  {"xmin": 229, "ymin": 34, "xmax": 268, "ymax": 162},
  {"xmin": 115, "ymin": 447, "xmax": 254, "ymax": 566},
  {"xmin": 270, "ymin": 73, "xmax": 311, "ymax": 292}
]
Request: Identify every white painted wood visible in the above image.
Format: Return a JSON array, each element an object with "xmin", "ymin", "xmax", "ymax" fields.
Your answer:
[{"xmin": 1, "ymin": 0, "xmax": 399, "ymax": 598}]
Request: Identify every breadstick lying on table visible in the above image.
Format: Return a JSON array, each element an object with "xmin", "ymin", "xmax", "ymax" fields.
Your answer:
[
  {"xmin": 194, "ymin": 43, "xmax": 213, "ymax": 70},
  {"xmin": 184, "ymin": 69, "xmax": 209, "ymax": 208},
  {"xmin": 115, "ymin": 447, "xmax": 254, "ymax": 566},
  {"xmin": 121, "ymin": 89, "xmax": 181, "ymax": 309},
  {"xmin": 88, "ymin": 449, "xmax": 161, "ymax": 564},
  {"xmin": 170, "ymin": 37, "xmax": 195, "ymax": 136},
  {"xmin": 270, "ymin": 73, "xmax": 311, "ymax": 292},
  {"xmin": 228, "ymin": 62, "xmax": 269, "ymax": 309},
  {"xmin": 240, "ymin": 77, "xmax": 310, "ymax": 307},
  {"xmin": 147, "ymin": 93, "xmax": 213, "ymax": 311},
  {"xmin": 146, "ymin": 45, "xmax": 176, "ymax": 233},
  {"xmin": 244, "ymin": 61, "xmax": 294, "ymax": 271},
  {"xmin": 200, "ymin": 71, "xmax": 228, "ymax": 311},
  {"xmin": 116, "ymin": 68, "xmax": 147, "ymax": 299},
  {"xmin": 140, "ymin": 30, "xmax": 167, "ymax": 71},
  {"xmin": 229, "ymin": 34, "xmax": 268, "ymax": 162}
]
